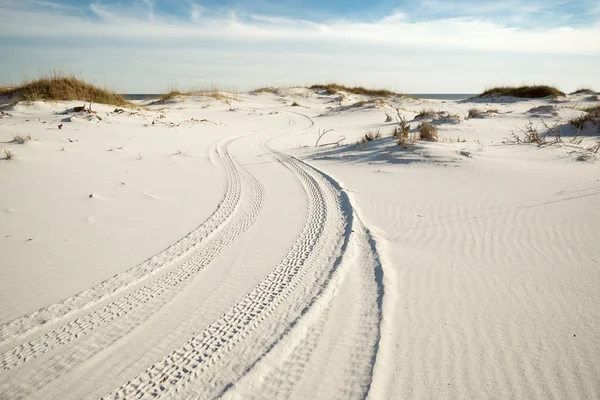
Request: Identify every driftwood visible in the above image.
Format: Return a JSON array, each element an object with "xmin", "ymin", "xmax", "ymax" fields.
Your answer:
[
  {"xmin": 319, "ymin": 137, "xmax": 345, "ymax": 147},
  {"xmin": 315, "ymin": 128, "xmax": 334, "ymax": 147}
]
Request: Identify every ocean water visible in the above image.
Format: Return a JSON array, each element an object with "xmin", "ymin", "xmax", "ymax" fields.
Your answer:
[
  {"xmin": 124, "ymin": 93, "xmax": 477, "ymax": 101},
  {"xmin": 124, "ymin": 94, "xmax": 162, "ymax": 101},
  {"xmin": 408, "ymin": 94, "xmax": 476, "ymax": 100}
]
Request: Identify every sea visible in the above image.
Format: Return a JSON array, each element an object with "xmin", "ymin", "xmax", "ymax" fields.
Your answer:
[
  {"xmin": 124, "ymin": 94, "xmax": 476, "ymax": 101},
  {"xmin": 408, "ymin": 94, "xmax": 476, "ymax": 100}
]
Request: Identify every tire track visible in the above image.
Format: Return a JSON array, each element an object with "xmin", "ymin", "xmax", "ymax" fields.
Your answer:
[
  {"xmin": 0, "ymin": 140, "xmax": 265, "ymax": 373},
  {"xmin": 103, "ymin": 136, "xmax": 347, "ymax": 400},
  {"xmin": 0, "ymin": 137, "xmax": 243, "ymax": 347},
  {"xmin": 221, "ymin": 215, "xmax": 382, "ymax": 400}
]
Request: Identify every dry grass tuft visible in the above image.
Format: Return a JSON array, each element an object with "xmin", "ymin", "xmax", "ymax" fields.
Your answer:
[
  {"xmin": 468, "ymin": 108, "xmax": 482, "ymax": 119},
  {"xmin": 357, "ymin": 130, "xmax": 382, "ymax": 145},
  {"xmin": 480, "ymin": 85, "xmax": 565, "ymax": 99},
  {"xmin": 2, "ymin": 72, "xmax": 132, "ymax": 106},
  {"xmin": 418, "ymin": 122, "xmax": 438, "ymax": 141},
  {"xmin": 467, "ymin": 108, "xmax": 499, "ymax": 119},
  {"xmin": 391, "ymin": 110, "xmax": 411, "ymax": 138},
  {"xmin": 415, "ymin": 108, "xmax": 437, "ymax": 119},
  {"xmin": 12, "ymin": 134, "xmax": 33, "ymax": 144},
  {"xmin": 397, "ymin": 134, "xmax": 419, "ymax": 149},
  {"xmin": 3, "ymin": 148, "xmax": 15, "ymax": 159}
]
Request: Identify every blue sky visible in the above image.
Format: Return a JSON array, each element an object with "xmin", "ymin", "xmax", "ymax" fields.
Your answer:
[{"xmin": 1, "ymin": 0, "xmax": 599, "ymax": 92}]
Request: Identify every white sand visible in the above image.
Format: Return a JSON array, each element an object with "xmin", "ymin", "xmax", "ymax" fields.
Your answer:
[{"xmin": 0, "ymin": 89, "xmax": 599, "ymax": 399}]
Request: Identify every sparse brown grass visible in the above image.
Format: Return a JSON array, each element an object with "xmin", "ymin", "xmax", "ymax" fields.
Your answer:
[
  {"xmin": 12, "ymin": 134, "xmax": 33, "ymax": 144},
  {"xmin": 250, "ymin": 87, "xmax": 279, "ymax": 94},
  {"xmin": 480, "ymin": 85, "xmax": 565, "ymax": 99},
  {"xmin": 418, "ymin": 122, "xmax": 438, "ymax": 141},
  {"xmin": 364, "ymin": 130, "xmax": 382, "ymax": 141},
  {"xmin": 570, "ymin": 88, "xmax": 595, "ymax": 95},
  {"xmin": 2, "ymin": 72, "xmax": 132, "ymax": 106},
  {"xmin": 357, "ymin": 130, "xmax": 382, "ymax": 145},
  {"xmin": 3, "ymin": 148, "xmax": 15, "ymax": 159},
  {"xmin": 415, "ymin": 109, "xmax": 437, "ymax": 119},
  {"xmin": 160, "ymin": 90, "xmax": 183, "ymax": 101},
  {"xmin": 392, "ymin": 111, "xmax": 411, "ymax": 138},
  {"xmin": 467, "ymin": 108, "xmax": 482, "ymax": 119},
  {"xmin": 192, "ymin": 88, "xmax": 239, "ymax": 104},
  {"xmin": 310, "ymin": 83, "xmax": 399, "ymax": 97},
  {"xmin": 468, "ymin": 108, "xmax": 499, "ymax": 119},
  {"xmin": 397, "ymin": 134, "xmax": 419, "ymax": 149},
  {"xmin": 439, "ymin": 136, "xmax": 467, "ymax": 143},
  {"xmin": 568, "ymin": 104, "xmax": 600, "ymax": 131}
]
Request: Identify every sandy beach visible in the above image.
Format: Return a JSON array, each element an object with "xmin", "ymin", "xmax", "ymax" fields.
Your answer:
[{"xmin": 0, "ymin": 85, "xmax": 599, "ymax": 399}]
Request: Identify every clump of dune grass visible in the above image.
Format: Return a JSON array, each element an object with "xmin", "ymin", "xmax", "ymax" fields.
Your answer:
[
  {"xmin": 310, "ymin": 83, "xmax": 401, "ymax": 97},
  {"xmin": 467, "ymin": 108, "xmax": 482, "ymax": 119},
  {"xmin": 415, "ymin": 108, "xmax": 437, "ymax": 119},
  {"xmin": 568, "ymin": 104, "xmax": 600, "ymax": 131},
  {"xmin": 2, "ymin": 72, "xmax": 132, "ymax": 106},
  {"xmin": 467, "ymin": 108, "xmax": 500, "ymax": 119},
  {"xmin": 12, "ymin": 134, "xmax": 33, "ymax": 144},
  {"xmin": 194, "ymin": 88, "xmax": 239, "ymax": 104},
  {"xmin": 357, "ymin": 130, "xmax": 382, "ymax": 145},
  {"xmin": 418, "ymin": 122, "xmax": 438, "ymax": 141},
  {"xmin": 160, "ymin": 90, "xmax": 183, "ymax": 101},
  {"xmin": 250, "ymin": 87, "xmax": 279, "ymax": 95},
  {"xmin": 479, "ymin": 85, "xmax": 565, "ymax": 99},
  {"xmin": 397, "ymin": 133, "xmax": 420, "ymax": 149},
  {"xmin": 570, "ymin": 88, "xmax": 596, "ymax": 95}
]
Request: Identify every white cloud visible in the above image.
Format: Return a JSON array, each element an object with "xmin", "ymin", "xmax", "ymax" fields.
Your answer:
[
  {"xmin": 0, "ymin": 2, "xmax": 598, "ymax": 92},
  {"xmin": 89, "ymin": 3, "xmax": 114, "ymax": 19},
  {"xmin": 0, "ymin": 4, "xmax": 598, "ymax": 55},
  {"xmin": 140, "ymin": 0, "xmax": 155, "ymax": 21}
]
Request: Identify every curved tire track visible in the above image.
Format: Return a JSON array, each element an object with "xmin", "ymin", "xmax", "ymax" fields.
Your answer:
[
  {"xmin": 103, "ymin": 136, "xmax": 347, "ymax": 400},
  {"xmin": 0, "ymin": 137, "xmax": 244, "ymax": 347},
  {"xmin": 0, "ymin": 138, "xmax": 264, "ymax": 373}
]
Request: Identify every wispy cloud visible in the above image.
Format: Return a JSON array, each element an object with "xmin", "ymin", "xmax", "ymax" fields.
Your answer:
[
  {"xmin": 140, "ymin": 0, "xmax": 155, "ymax": 21},
  {"xmin": 0, "ymin": 1, "xmax": 598, "ymax": 92},
  {"xmin": 1, "ymin": 4, "xmax": 598, "ymax": 54}
]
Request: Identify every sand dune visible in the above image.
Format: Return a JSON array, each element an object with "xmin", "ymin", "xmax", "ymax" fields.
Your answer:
[{"xmin": 0, "ymin": 89, "xmax": 599, "ymax": 399}]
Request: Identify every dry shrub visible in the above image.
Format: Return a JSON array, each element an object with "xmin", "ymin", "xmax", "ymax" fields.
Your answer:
[
  {"xmin": 392, "ymin": 111, "xmax": 411, "ymax": 138},
  {"xmin": 418, "ymin": 122, "xmax": 438, "ymax": 141}
]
